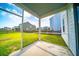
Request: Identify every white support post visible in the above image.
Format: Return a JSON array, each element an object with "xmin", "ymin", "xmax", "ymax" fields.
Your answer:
[
  {"xmin": 20, "ymin": 10, "xmax": 24, "ymax": 50},
  {"xmin": 38, "ymin": 18, "xmax": 41, "ymax": 41}
]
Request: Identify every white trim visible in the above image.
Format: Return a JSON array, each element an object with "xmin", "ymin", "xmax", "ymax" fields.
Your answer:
[
  {"xmin": 20, "ymin": 10, "xmax": 24, "ymax": 50},
  {"xmin": 38, "ymin": 18, "xmax": 41, "ymax": 40}
]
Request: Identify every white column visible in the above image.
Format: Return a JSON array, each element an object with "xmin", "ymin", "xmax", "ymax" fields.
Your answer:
[
  {"xmin": 20, "ymin": 10, "xmax": 24, "ymax": 50},
  {"xmin": 38, "ymin": 18, "xmax": 41, "ymax": 40}
]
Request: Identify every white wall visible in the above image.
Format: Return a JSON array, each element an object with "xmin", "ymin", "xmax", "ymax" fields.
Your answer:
[
  {"xmin": 67, "ymin": 4, "xmax": 76, "ymax": 55},
  {"xmin": 61, "ymin": 11, "xmax": 69, "ymax": 46},
  {"xmin": 61, "ymin": 4, "xmax": 76, "ymax": 55}
]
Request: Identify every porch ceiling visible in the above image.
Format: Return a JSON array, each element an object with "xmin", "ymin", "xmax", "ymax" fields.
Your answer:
[{"xmin": 15, "ymin": 3, "xmax": 68, "ymax": 18}]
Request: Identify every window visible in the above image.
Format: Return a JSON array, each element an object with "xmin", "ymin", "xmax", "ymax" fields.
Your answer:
[
  {"xmin": 63, "ymin": 18, "xmax": 65, "ymax": 32},
  {"xmin": 77, "ymin": 6, "xmax": 79, "ymax": 38}
]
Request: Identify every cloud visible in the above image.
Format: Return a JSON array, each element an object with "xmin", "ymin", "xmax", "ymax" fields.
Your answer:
[
  {"xmin": 24, "ymin": 11, "xmax": 32, "ymax": 18},
  {"xmin": 8, "ymin": 14, "xmax": 21, "ymax": 23},
  {"xmin": 6, "ymin": 8, "xmax": 11, "ymax": 11},
  {"xmin": 1, "ymin": 8, "xmax": 19, "ymax": 16},
  {"xmin": 40, "ymin": 14, "xmax": 55, "ymax": 27},
  {"xmin": 7, "ymin": 14, "xmax": 22, "ymax": 28},
  {"xmin": 0, "ymin": 11, "xmax": 22, "ymax": 28},
  {"xmin": 8, "ymin": 3, "xmax": 14, "ymax": 5},
  {"xmin": 11, "ymin": 9, "xmax": 21, "ymax": 15},
  {"xmin": 8, "ymin": 3, "xmax": 17, "ymax": 7},
  {"xmin": 23, "ymin": 12, "xmax": 51, "ymax": 28},
  {"xmin": 12, "ymin": 9, "xmax": 18, "ymax": 14},
  {"xmin": 40, "ymin": 15, "xmax": 52, "ymax": 27},
  {"xmin": 24, "ymin": 17, "xmax": 39, "ymax": 28},
  {"xmin": 23, "ymin": 13, "xmax": 39, "ymax": 28},
  {"xmin": 0, "ymin": 8, "xmax": 19, "ymax": 16},
  {"xmin": 41, "ymin": 19, "xmax": 50, "ymax": 27},
  {"xmin": 1, "ymin": 11, "xmax": 7, "ymax": 16}
]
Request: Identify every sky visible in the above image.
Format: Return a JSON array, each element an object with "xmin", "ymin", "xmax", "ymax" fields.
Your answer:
[
  {"xmin": 0, "ymin": 3, "xmax": 52, "ymax": 28},
  {"xmin": 0, "ymin": 3, "xmax": 60, "ymax": 30},
  {"xmin": 0, "ymin": 3, "xmax": 22, "ymax": 28}
]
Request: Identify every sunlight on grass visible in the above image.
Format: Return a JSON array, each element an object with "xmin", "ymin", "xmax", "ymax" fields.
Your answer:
[
  {"xmin": 0, "ymin": 32, "xmax": 66, "ymax": 56},
  {"xmin": 41, "ymin": 34, "xmax": 67, "ymax": 47},
  {"xmin": 0, "ymin": 32, "xmax": 38, "ymax": 56}
]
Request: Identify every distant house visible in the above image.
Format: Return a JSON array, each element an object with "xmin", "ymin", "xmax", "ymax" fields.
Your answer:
[
  {"xmin": 19, "ymin": 22, "xmax": 36, "ymax": 31},
  {"xmin": 50, "ymin": 13, "xmax": 61, "ymax": 32},
  {"xmin": 41, "ymin": 26, "xmax": 50, "ymax": 31},
  {"xmin": 36, "ymin": 26, "xmax": 50, "ymax": 31},
  {"xmin": 3, "ymin": 27, "xmax": 11, "ymax": 30},
  {"xmin": 12, "ymin": 26, "xmax": 20, "ymax": 31},
  {"xmin": 0, "ymin": 27, "xmax": 12, "ymax": 33},
  {"xmin": 12, "ymin": 22, "xmax": 36, "ymax": 32}
]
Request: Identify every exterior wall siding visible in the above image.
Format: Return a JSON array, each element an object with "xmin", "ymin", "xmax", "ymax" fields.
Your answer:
[
  {"xmin": 61, "ymin": 10, "xmax": 69, "ymax": 46},
  {"xmin": 50, "ymin": 13, "xmax": 61, "ymax": 31},
  {"xmin": 67, "ymin": 4, "xmax": 76, "ymax": 55},
  {"xmin": 61, "ymin": 4, "xmax": 76, "ymax": 55}
]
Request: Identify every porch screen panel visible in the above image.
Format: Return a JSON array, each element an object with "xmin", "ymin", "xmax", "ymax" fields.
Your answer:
[
  {"xmin": 41, "ymin": 13, "xmax": 66, "ymax": 47},
  {"xmin": 0, "ymin": 10, "xmax": 22, "ymax": 56},
  {"xmin": 22, "ymin": 11, "xmax": 38, "ymax": 47}
]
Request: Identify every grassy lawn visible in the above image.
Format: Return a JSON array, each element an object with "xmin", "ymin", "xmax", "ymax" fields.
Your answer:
[
  {"xmin": 0, "ymin": 32, "xmax": 67, "ymax": 56},
  {"xmin": 41, "ymin": 34, "xmax": 67, "ymax": 47}
]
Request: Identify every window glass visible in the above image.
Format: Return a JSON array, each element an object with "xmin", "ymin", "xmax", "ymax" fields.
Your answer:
[
  {"xmin": 63, "ymin": 18, "xmax": 65, "ymax": 32},
  {"xmin": 77, "ymin": 6, "xmax": 79, "ymax": 24},
  {"xmin": 77, "ymin": 6, "xmax": 79, "ymax": 37}
]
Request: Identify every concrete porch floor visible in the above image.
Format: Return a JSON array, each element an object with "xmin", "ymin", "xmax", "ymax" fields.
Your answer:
[{"xmin": 9, "ymin": 41, "xmax": 72, "ymax": 56}]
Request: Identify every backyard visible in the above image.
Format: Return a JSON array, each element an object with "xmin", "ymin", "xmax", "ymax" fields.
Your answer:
[{"xmin": 0, "ymin": 32, "xmax": 67, "ymax": 56}]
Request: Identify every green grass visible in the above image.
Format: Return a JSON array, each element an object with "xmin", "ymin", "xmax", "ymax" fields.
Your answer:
[
  {"xmin": 0, "ymin": 32, "xmax": 67, "ymax": 56},
  {"xmin": 41, "ymin": 34, "xmax": 67, "ymax": 47}
]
